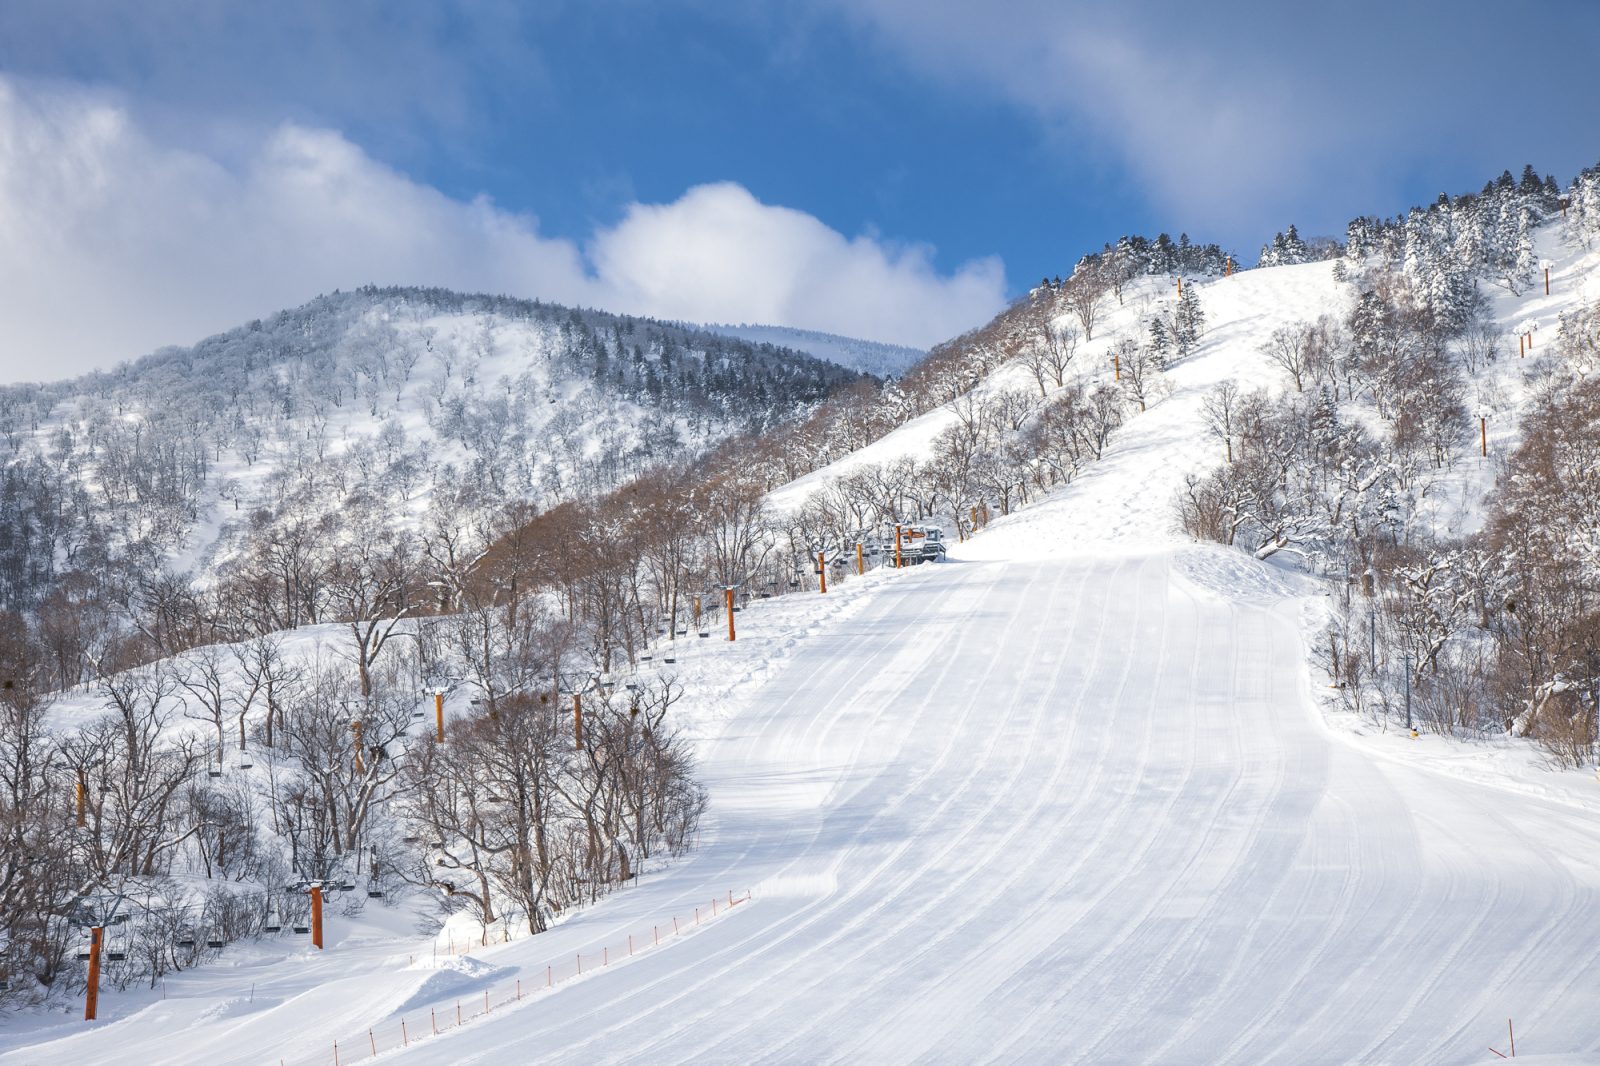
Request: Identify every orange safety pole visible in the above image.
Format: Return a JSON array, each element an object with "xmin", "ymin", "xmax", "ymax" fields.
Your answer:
[
  {"xmin": 1528, "ymin": 331, "xmax": 1533, "ymax": 350},
  {"xmin": 1519, "ymin": 334, "xmax": 1525, "ymax": 358},
  {"xmin": 1113, "ymin": 351, "xmax": 1120, "ymax": 381},
  {"xmin": 1177, "ymin": 277, "xmax": 1183, "ymax": 295},
  {"xmin": 1480, "ymin": 417, "xmax": 1487, "ymax": 456},
  {"xmin": 310, "ymin": 885, "xmax": 324, "ymax": 950},
  {"xmin": 84, "ymin": 926, "xmax": 102, "ymax": 1021},
  {"xmin": 572, "ymin": 693, "xmax": 583, "ymax": 749},
  {"xmin": 434, "ymin": 692, "xmax": 445, "ymax": 743},
  {"xmin": 76, "ymin": 776, "xmax": 86, "ymax": 828},
  {"xmin": 725, "ymin": 587, "xmax": 736, "ymax": 641},
  {"xmin": 818, "ymin": 552, "xmax": 827, "ymax": 594},
  {"xmin": 856, "ymin": 541, "xmax": 864, "ymax": 575},
  {"xmin": 894, "ymin": 525, "xmax": 903, "ymax": 568}
]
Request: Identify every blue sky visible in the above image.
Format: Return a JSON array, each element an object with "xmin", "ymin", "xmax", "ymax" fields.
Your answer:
[{"xmin": 0, "ymin": 1, "xmax": 1597, "ymax": 377}]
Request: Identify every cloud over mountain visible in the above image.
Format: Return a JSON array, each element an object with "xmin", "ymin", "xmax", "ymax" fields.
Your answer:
[{"xmin": 0, "ymin": 77, "xmax": 1005, "ymax": 381}]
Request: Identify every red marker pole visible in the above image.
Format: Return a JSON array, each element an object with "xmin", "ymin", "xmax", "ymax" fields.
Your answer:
[
  {"xmin": 84, "ymin": 926, "xmax": 103, "ymax": 1021},
  {"xmin": 310, "ymin": 886, "xmax": 324, "ymax": 950},
  {"xmin": 726, "ymin": 587, "xmax": 736, "ymax": 641}
]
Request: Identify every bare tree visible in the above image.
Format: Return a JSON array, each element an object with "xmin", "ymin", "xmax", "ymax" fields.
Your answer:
[
  {"xmin": 1201, "ymin": 381, "xmax": 1242, "ymax": 463},
  {"xmin": 1063, "ymin": 267, "xmax": 1108, "ymax": 341},
  {"xmin": 1262, "ymin": 322, "xmax": 1317, "ymax": 393}
]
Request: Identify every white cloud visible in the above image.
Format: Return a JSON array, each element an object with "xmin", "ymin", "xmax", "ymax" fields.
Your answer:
[
  {"xmin": 590, "ymin": 182, "xmax": 1003, "ymax": 349},
  {"xmin": 0, "ymin": 77, "xmax": 1005, "ymax": 383}
]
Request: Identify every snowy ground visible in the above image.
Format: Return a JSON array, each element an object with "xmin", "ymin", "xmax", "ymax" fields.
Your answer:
[{"xmin": 6, "ymin": 244, "xmax": 1600, "ymax": 1064}]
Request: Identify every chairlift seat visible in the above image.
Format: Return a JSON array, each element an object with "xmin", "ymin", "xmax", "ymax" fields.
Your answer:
[
  {"xmin": 293, "ymin": 925, "xmax": 310, "ymax": 934},
  {"xmin": 177, "ymin": 936, "xmax": 196, "ymax": 948},
  {"xmin": 367, "ymin": 889, "xmax": 384, "ymax": 899},
  {"xmin": 264, "ymin": 924, "xmax": 281, "ymax": 933},
  {"xmin": 663, "ymin": 657, "xmax": 676, "ymax": 664},
  {"xmin": 107, "ymin": 951, "xmax": 126, "ymax": 962},
  {"xmin": 207, "ymin": 938, "xmax": 224, "ymax": 949}
]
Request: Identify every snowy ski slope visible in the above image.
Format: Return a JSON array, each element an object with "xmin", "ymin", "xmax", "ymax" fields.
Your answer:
[{"xmin": 6, "ymin": 241, "xmax": 1600, "ymax": 1064}]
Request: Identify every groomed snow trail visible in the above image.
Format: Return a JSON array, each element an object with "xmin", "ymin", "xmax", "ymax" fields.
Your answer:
[
  {"xmin": 383, "ymin": 264, "xmax": 1600, "ymax": 1064},
  {"xmin": 380, "ymin": 547, "xmax": 1598, "ymax": 1065},
  {"xmin": 9, "ymin": 261, "xmax": 1600, "ymax": 1065}
]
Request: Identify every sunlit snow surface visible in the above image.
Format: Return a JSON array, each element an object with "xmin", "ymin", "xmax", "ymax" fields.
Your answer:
[{"xmin": 7, "ymin": 239, "xmax": 1600, "ymax": 1064}]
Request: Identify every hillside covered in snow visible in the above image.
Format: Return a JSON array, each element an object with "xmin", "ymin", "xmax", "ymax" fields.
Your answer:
[
  {"xmin": 694, "ymin": 322, "xmax": 926, "ymax": 377},
  {"xmin": 5, "ymin": 159, "xmax": 1600, "ymax": 1065},
  {"xmin": 0, "ymin": 287, "xmax": 865, "ymax": 677}
]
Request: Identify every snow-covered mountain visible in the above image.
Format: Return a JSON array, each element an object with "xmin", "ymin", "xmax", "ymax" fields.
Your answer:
[
  {"xmin": 7, "ymin": 163, "xmax": 1600, "ymax": 1064},
  {"xmin": 0, "ymin": 287, "xmax": 866, "ymax": 616},
  {"xmin": 695, "ymin": 322, "xmax": 925, "ymax": 377}
]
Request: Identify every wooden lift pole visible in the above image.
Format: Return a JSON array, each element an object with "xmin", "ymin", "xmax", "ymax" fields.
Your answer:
[
  {"xmin": 573, "ymin": 693, "xmax": 583, "ymax": 748},
  {"xmin": 895, "ymin": 525, "xmax": 903, "ymax": 569},
  {"xmin": 84, "ymin": 926, "xmax": 103, "ymax": 1021},
  {"xmin": 856, "ymin": 541, "xmax": 864, "ymax": 576},
  {"xmin": 310, "ymin": 885, "xmax": 324, "ymax": 950},
  {"xmin": 76, "ymin": 776, "xmax": 86, "ymax": 828},
  {"xmin": 725, "ymin": 587, "xmax": 736, "ymax": 641},
  {"xmin": 434, "ymin": 692, "xmax": 445, "ymax": 743},
  {"xmin": 818, "ymin": 552, "xmax": 827, "ymax": 594}
]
